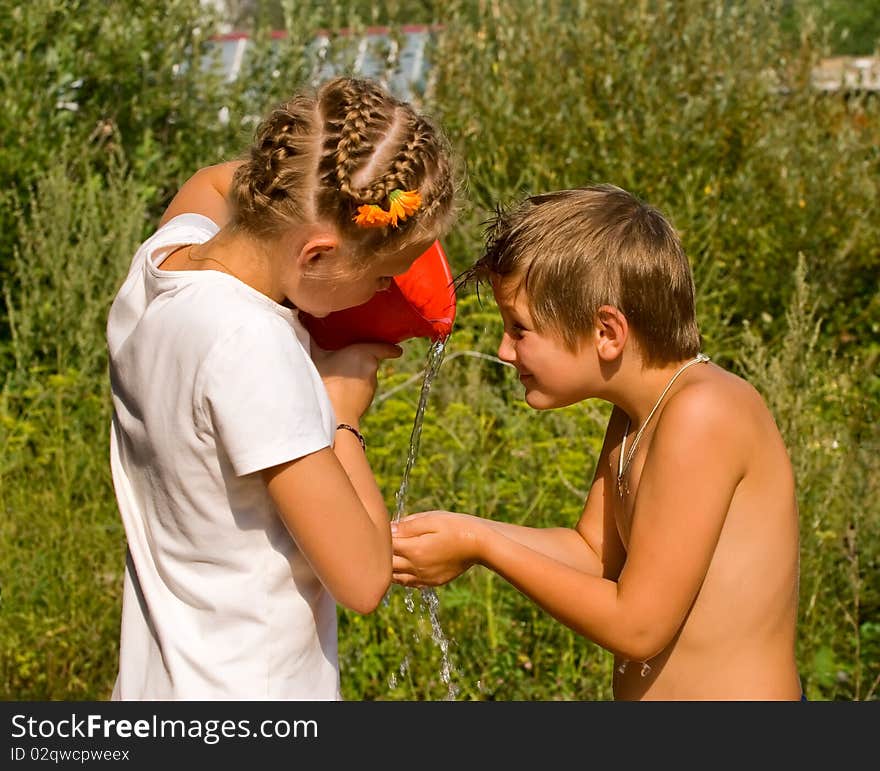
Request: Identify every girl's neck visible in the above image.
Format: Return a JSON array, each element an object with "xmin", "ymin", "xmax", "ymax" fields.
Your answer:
[{"xmin": 194, "ymin": 228, "xmax": 281, "ymax": 302}]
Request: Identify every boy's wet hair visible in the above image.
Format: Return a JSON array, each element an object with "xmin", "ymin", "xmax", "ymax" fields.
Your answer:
[
  {"xmin": 229, "ymin": 77, "xmax": 458, "ymax": 260},
  {"xmin": 467, "ymin": 185, "xmax": 702, "ymax": 366}
]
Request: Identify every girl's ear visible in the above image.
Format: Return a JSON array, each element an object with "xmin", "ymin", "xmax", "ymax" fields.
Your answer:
[
  {"xmin": 297, "ymin": 235, "xmax": 340, "ymax": 271},
  {"xmin": 594, "ymin": 305, "xmax": 628, "ymax": 361}
]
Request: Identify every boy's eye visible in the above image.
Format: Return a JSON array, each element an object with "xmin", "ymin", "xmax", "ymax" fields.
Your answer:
[{"xmin": 509, "ymin": 323, "xmax": 526, "ymax": 338}]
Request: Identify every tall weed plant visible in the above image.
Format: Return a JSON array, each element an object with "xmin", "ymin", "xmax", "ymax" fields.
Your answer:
[
  {"xmin": 0, "ymin": 156, "xmax": 147, "ymax": 698},
  {"xmin": 739, "ymin": 257, "xmax": 879, "ymax": 700},
  {"xmin": 429, "ymin": 0, "xmax": 879, "ymax": 356}
]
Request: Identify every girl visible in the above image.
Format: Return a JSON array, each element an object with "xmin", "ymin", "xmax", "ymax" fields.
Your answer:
[{"xmin": 106, "ymin": 77, "xmax": 456, "ymax": 699}]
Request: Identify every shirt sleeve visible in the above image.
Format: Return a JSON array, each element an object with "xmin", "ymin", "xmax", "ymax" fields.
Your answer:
[
  {"xmin": 198, "ymin": 314, "xmax": 333, "ymax": 476},
  {"xmin": 139, "ymin": 214, "xmax": 220, "ymax": 277}
]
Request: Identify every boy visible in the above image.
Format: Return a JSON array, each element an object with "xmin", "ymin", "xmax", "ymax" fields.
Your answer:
[{"xmin": 390, "ymin": 185, "xmax": 803, "ymax": 700}]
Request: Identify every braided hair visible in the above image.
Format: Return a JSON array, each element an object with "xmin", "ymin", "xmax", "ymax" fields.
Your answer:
[{"xmin": 228, "ymin": 77, "xmax": 456, "ymax": 259}]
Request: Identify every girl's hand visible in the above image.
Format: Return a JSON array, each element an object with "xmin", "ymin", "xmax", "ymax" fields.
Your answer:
[
  {"xmin": 391, "ymin": 511, "xmax": 486, "ymax": 587},
  {"xmin": 312, "ymin": 341, "xmax": 402, "ymax": 424}
]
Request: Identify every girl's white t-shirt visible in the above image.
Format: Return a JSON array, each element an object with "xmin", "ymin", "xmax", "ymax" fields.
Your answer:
[{"xmin": 106, "ymin": 214, "xmax": 340, "ymax": 700}]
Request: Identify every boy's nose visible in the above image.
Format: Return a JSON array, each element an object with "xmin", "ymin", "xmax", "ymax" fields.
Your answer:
[{"xmin": 497, "ymin": 333, "xmax": 516, "ymax": 364}]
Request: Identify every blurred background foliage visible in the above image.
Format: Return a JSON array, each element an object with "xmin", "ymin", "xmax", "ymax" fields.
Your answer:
[{"xmin": 1, "ymin": 0, "xmax": 877, "ymax": 700}]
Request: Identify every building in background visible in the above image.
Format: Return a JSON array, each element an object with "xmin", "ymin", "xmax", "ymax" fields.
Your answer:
[
  {"xmin": 811, "ymin": 56, "xmax": 880, "ymax": 93},
  {"xmin": 204, "ymin": 25, "xmax": 879, "ymax": 103},
  {"xmin": 203, "ymin": 26, "xmax": 436, "ymax": 102}
]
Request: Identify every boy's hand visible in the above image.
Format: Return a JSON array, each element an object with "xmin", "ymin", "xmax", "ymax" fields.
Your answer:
[
  {"xmin": 312, "ymin": 341, "xmax": 402, "ymax": 424},
  {"xmin": 391, "ymin": 511, "xmax": 484, "ymax": 587},
  {"xmin": 159, "ymin": 161, "xmax": 243, "ymax": 227}
]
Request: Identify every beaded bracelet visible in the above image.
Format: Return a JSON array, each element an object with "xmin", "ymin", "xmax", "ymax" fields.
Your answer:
[{"xmin": 336, "ymin": 423, "xmax": 366, "ymax": 451}]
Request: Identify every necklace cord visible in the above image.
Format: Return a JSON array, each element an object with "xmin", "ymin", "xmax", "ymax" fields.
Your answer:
[{"xmin": 617, "ymin": 353, "xmax": 710, "ymax": 491}]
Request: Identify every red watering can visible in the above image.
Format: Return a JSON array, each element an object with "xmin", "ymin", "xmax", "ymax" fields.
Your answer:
[{"xmin": 300, "ymin": 240, "xmax": 456, "ymax": 350}]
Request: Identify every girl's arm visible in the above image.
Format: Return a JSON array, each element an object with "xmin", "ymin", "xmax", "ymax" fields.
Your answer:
[
  {"xmin": 159, "ymin": 161, "xmax": 243, "ymax": 227},
  {"xmin": 262, "ymin": 444, "xmax": 392, "ymax": 615},
  {"xmin": 261, "ymin": 341, "xmax": 403, "ymax": 615}
]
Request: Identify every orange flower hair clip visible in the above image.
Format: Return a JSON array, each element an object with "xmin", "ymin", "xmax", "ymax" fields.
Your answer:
[{"xmin": 354, "ymin": 189, "xmax": 422, "ymax": 228}]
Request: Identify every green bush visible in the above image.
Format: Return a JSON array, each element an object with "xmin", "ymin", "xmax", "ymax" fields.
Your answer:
[
  {"xmin": 739, "ymin": 257, "xmax": 879, "ymax": 700},
  {"xmin": 0, "ymin": 156, "xmax": 148, "ymax": 698}
]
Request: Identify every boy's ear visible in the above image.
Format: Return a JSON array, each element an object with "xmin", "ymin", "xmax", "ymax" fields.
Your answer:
[{"xmin": 595, "ymin": 305, "xmax": 628, "ymax": 361}]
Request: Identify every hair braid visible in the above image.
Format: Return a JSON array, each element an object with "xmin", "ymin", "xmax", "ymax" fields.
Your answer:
[
  {"xmin": 384, "ymin": 115, "xmax": 454, "ymax": 229},
  {"xmin": 229, "ymin": 94, "xmax": 319, "ymax": 235},
  {"xmin": 384, "ymin": 116, "xmax": 432, "ymax": 190},
  {"xmin": 319, "ymin": 79, "xmax": 390, "ymax": 203},
  {"xmin": 228, "ymin": 76, "xmax": 458, "ymax": 258},
  {"xmin": 418, "ymin": 168, "xmax": 455, "ymax": 224}
]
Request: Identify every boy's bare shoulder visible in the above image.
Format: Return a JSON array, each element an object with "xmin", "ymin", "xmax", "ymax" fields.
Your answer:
[
  {"xmin": 670, "ymin": 361, "xmax": 765, "ymax": 405},
  {"xmin": 659, "ymin": 365, "xmax": 770, "ymax": 451}
]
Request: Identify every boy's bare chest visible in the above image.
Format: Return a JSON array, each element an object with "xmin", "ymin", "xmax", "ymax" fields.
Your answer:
[{"xmin": 610, "ymin": 441, "xmax": 650, "ymax": 547}]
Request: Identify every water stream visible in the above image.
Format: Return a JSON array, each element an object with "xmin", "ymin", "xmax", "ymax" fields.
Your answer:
[
  {"xmin": 388, "ymin": 337, "xmax": 460, "ymax": 700},
  {"xmin": 393, "ymin": 337, "xmax": 447, "ymax": 525}
]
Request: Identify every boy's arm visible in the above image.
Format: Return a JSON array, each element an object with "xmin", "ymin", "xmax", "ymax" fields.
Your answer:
[
  {"xmin": 158, "ymin": 160, "xmax": 243, "ymax": 228},
  {"xmin": 392, "ymin": 409, "xmax": 627, "ymax": 584},
  {"xmin": 574, "ymin": 407, "xmax": 628, "ymax": 579},
  {"xmin": 393, "ymin": 514, "xmax": 601, "ymax": 586},
  {"xmin": 476, "ymin": 407, "xmax": 626, "ymax": 577},
  {"xmin": 394, "ymin": 386, "xmax": 740, "ymax": 662}
]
